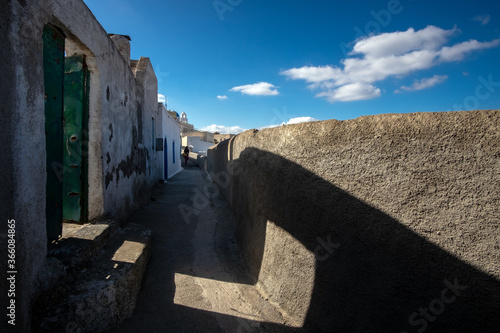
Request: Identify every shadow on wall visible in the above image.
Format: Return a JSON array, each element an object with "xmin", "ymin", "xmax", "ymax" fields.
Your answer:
[{"xmin": 229, "ymin": 147, "xmax": 500, "ymax": 333}]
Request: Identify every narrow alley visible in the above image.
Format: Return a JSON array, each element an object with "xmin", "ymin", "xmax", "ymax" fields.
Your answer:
[
  {"xmin": 3, "ymin": 2, "xmax": 500, "ymax": 332},
  {"xmin": 107, "ymin": 166, "xmax": 297, "ymax": 333}
]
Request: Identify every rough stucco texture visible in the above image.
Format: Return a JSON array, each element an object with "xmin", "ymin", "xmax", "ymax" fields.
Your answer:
[
  {"xmin": 207, "ymin": 110, "xmax": 500, "ymax": 332},
  {"xmin": 2, "ymin": 1, "xmax": 162, "ymax": 331},
  {"xmin": 2, "ymin": 2, "xmax": 52, "ymax": 331}
]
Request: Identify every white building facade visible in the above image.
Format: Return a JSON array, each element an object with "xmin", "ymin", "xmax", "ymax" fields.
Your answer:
[
  {"xmin": 160, "ymin": 103, "xmax": 182, "ymax": 179},
  {"xmin": 182, "ymin": 136, "xmax": 216, "ymax": 156}
]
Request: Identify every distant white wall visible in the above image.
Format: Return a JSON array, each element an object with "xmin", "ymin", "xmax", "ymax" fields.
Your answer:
[
  {"xmin": 161, "ymin": 105, "xmax": 182, "ymax": 178},
  {"xmin": 182, "ymin": 136, "xmax": 215, "ymax": 155}
]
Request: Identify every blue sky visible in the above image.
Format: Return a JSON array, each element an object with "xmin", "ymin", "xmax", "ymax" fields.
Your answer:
[{"xmin": 83, "ymin": 0, "xmax": 500, "ymax": 133}]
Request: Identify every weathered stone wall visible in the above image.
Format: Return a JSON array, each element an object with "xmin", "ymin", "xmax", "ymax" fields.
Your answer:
[
  {"xmin": 0, "ymin": 2, "xmax": 18, "ymax": 332},
  {"xmin": 101, "ymin": 56, "xmax": 160, "ymax": 220},
  {"xmin": 1, "ymin": 1, "xmax": 162, "ymax": 331},
  {"xmin": 207, "ymin": 110, "xmax": 500, "ymax": 332}
]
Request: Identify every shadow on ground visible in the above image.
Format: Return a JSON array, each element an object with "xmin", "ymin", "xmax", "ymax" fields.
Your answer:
[{"xmin": 109, "ymin": 149, "xmax": 500, "ymax": 333}]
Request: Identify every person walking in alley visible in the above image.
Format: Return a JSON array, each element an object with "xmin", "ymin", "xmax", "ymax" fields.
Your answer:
[{"xmin": 183, "ymin": 146, "xmax": 190, "ymax": 165}]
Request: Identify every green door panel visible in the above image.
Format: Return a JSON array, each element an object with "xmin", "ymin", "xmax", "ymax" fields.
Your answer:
[
  {"xmin": 63, "ymin": 55, "xmax": 89, "ymax": 224},
  {"xmin": 43, "ymin": 25, "xmax": 65, "ymax": 243}
]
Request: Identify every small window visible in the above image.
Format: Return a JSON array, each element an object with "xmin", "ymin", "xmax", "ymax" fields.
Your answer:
[{"xmin": 172, "ymin": 140, "xmax": 175, "ymax": 164}]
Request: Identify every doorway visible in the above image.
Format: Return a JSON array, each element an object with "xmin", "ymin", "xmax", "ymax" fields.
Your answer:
[
  {"xmin": 164, "ymin": 137, "xmax": 168, "ymax": 179},
  {"xmin": 43, "ymin": 24, "xmax": 89, "ymax": 243}
]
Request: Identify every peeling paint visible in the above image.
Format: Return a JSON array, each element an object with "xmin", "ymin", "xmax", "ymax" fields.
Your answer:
[
  {"xmin": 104, "ymin": 126, "xmax": 150, "ymax": 189},
  {"xmin": 136, "ymin": 102, "xmax": 143, "ymax": 143},
  {"xmin": 104, "ymin": 147, "xmax": 150, "ymax": 189},
  {"xmin": 108, "ymin": 123, "xmax": 113, "ymax": 142},
  {"xmin": 105, "ymin": 170, "xmax": 114, "ymax": 189}
]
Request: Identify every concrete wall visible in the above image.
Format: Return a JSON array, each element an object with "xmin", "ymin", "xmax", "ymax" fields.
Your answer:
[
  {"xmin": 207, "ymin": 110, "xmax": 500, "ymax": 332},
  {"xmin": 102, "ymin": 55, "xmax": 162, "ymax": 218},
  {"xmin": 0, "ymin": 1, "xmax": 22, "ymax": 331},
  {"xmin": 184, "ymin": 130, "xmax": 215, "ymax": 144},
  {"xmin": 160, "ymin": 104, "xmax": 182, "ymax": 179},
  {"xmin": 1, "ymin": 1, "xmax": 161, "ymax": 331},
  {"xmin": 179, "ymin": 121, "xmax": 194, "ymax": 134},
  {"xmin": 214, "ymin": 133, "xmax": 235, "ymax": 143}
]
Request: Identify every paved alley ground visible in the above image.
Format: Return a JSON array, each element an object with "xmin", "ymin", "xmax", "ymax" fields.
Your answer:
[{"xmin": 107, "ymin": 166, "xmax": 296, "ymax": 333}]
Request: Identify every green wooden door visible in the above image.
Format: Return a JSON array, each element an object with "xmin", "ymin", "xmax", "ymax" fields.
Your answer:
[
  {"xmin": 43, "ymin": 25, "xmax": 65, "ymax": 243},
  {"xmin": 44, "ymin": 27, "xmax": 89, "ymax": 242},
  {"xmin": 63, "ymin": 55, "xmax": 89, "ymax": 224}
]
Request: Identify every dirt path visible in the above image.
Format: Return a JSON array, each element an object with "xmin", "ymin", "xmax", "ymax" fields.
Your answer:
[{"xmin": 107, "ymin": 168, "xmax": 292, "ymax": 333}]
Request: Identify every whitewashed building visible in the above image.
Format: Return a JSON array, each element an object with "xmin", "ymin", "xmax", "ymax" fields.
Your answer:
[
  {"xmin": 182, "ymin": 136, "xmax": 216, "ymax": 156},
  {"xmin": 159, "ymin": 103, "xmax": 182, "ymax": 178}
]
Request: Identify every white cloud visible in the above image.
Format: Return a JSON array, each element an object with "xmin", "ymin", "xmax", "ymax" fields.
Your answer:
[
  {"xmin": 340, "ymin": 49, "xmax": 437, "ymax": 83},
  {"xmin": 230, "ymin": 82, "xmax": 279, "ymax": 96},
  {"xmin": 260, "ymin": 116, "xmax": 319, "ymax": 129},
  {"xmin": 158, "ymin": 94, "xmax": 166, "ymax": 104},
  {"xmin": 472, "ymin": 14, "xmax": 490, "ymax": 26},
  {"xmin": 350, "ymin": 26, "xmax": 457, "ymax": 59},
  {"xmin": 396, "ymin": 75, "xmax": 448, "ymax": 93},
  {"xmin": 286, "ymin": 116, "xmax": 318, "ymax": 125},
  {"xmin": 281, "ymin": 66, "xmax": 342, "ymax": 83},
  {"xmin": 217, "ymin": 95, "xmax": 228, "ymax": 100},
  {"xmin": 438, "ymin": 39, "xmax": 500, "ymax": 62},
  {"xmin": 201, "ymin": 124, "xmax": 246, "ymax": 134},
  {"xmin": 201, "ymin": 117, "xmax": 319, "ymax": 134},
  {"xmin": 316, "ymin": 83, "xmax": 381, "ymax": 102},
  {"xmin": 281, "ymin": 25, "xmax": 500, "ymax": 103}
]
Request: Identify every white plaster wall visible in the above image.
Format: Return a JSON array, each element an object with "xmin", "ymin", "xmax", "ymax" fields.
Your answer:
[
  {"xmin": 182, "ymin": 136, "xmax": 216, "ymax": 155},
  {"xmin": 2, "ymin": 1, "xmax": 162, "ymax": 330},
  {"xmin": 51, "ymin": 0, "xmax": 162, "ymax": 219},
  {"xmin": 50, "ymin": 0, "xmax": 134, "ymax": 219},
  {"xmin": 4, "ymin": 2, "xmax": 59, "ymax": 331},
  {"xmin": 161, "ymin": 106, "xmax": 182, "ymax": 179},
  {"xmin": 51, "ymin": 2, "xmax": 161, "ymax": 219},
  {"xmin": 134, "ymin": 57, "xmax": 161, "ymax": 186}
]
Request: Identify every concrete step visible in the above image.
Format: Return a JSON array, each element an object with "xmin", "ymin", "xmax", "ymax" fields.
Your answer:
[
  {"xmin": 48, "ymin": 217, "xmax": 120, "ymax": 272},
  {"xmin": 35, "ymin": 223, "xmax": 152, "ymax": 333}
]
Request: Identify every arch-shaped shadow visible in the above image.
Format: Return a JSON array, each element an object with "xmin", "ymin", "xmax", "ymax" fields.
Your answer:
[{"xmin": 228, "ymin": 147, "xmax": 500, "ymax": 332}]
